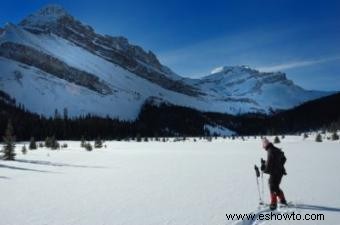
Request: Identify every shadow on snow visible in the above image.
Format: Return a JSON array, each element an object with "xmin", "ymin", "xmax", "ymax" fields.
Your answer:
[
  {"xmin": 293, "ymin": 203, "xmax": 340, "ymax": 212},
  {"xmin": 16, "ymin": 159, "xmax": 106, "ymax": 169},
  {"xmin": 0, "ymin": 164, "xmax": 51, "ymax": 173}
]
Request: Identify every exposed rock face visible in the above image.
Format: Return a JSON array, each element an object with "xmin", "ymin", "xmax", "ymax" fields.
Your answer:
[
  {"xmin": 194, "ymin": 65, "xmax": 299, "ymax": 97},
  {"xmin": 19, "ymin": 5, "xmax": 200, "ymax": 96},
  {"xmin": 0, "ymin": 42, "xmax": 112, "ymax": 95}
]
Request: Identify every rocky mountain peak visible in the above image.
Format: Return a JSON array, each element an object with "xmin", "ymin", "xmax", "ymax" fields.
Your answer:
[
  {"xmin": 34, "ymin": 4, "xmax": 68, "ymax": 17},
  {"xmin": 19, "ymin": 4, "xmax": 71, "ymax": 29},
  {"xmin": 18, "ymin": 5, "xmax": 178, "ymax": 79},
  {"xmin": 210, "ymin": 65, "xmax": 255, "ymax": 75},
  {"xmin": 208, "ymin": 65, "xmax": 288, "ymax": 81}
]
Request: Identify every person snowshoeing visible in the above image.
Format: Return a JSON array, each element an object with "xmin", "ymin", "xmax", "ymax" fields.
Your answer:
[{"xmin": 260, "ymin": 137, "xmax": 287, "ymax": 210}]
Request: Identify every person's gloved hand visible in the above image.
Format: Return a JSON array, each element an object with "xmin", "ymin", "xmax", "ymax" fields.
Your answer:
[{"xmin": 260, "ymin": 158, "xmax": 266, "ymax": 171}]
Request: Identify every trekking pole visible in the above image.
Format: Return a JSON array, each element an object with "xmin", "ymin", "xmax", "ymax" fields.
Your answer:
[
  {"xmin": 261, "ymin": 170, "xmax": 264, "ymax": 203},
  {"xmin": 254, "ymin": 165, "xmax": 263, "ymax": 205},
  {"xmin": 260, "ymin": 158, "xmax": 265, "ymax": 204}
]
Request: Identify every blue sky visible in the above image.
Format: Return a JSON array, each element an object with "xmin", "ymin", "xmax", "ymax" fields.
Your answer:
[{"xmin": 1, "ymin": 0, "xmax": 340, "ymax": 91}]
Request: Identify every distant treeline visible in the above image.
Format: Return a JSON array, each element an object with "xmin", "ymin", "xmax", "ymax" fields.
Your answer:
[
  {"xmin": 140, "ymin": 92, "xmax": 340, "ymax": 136},
  {"xmin": 0, "ymin": 94, "xmax": 136, "ymax": 140},
  {"xmin": 1, "ymin": 90, "xmax": 340, "ymax": 141}
]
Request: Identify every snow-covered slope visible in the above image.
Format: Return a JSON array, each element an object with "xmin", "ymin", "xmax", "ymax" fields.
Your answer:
[{"xmin": 0, "ymin": 5, "xmax": 330, "ymax": 119}]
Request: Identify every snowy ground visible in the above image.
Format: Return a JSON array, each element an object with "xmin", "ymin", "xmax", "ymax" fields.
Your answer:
[{"xmin": 0, "ymin": 135, "xmax": 339, "ymax": 225}]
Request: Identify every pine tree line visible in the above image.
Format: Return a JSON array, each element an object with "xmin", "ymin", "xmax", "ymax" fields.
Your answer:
[{"xmin": 1, "ymin": 91, "xmax": 340, "ymax": 140}]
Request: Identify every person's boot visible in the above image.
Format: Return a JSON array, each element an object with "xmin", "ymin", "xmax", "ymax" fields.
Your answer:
[
  {"xmin": 278, "ymin": 191, "xmax": 287, "ymax": 205},
  {"xmin": 269, "ymin": 193, "xmax": 277, "ymax": 210}
]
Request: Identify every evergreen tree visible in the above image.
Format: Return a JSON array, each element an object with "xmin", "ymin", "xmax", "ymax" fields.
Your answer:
[
  {"xmin": 22, "ymin": 145, "xmax": 27, "ymax": 155},
  {"xmin": 2, "ymin": 120, "xmax": 16, "ymax": 160},
  {"xmin": 94, "ymin": 137, "xmax": 103, "ymax": 148},
  {"xmin": 80, "ymin": 136, "xmax": 86, "ymax": 147},
  {"xmin": 45, "ymin": 136, "xmax": 52, "ymax": 148},
  {"xmin": 136, "ymin": 134, "xmax": 142, "ymax": 142},
  {"xmin": 50, "ymin": 136, "xmax": 60, "ymax": 150},
  {"xmin": 39, "ymin": 142, "xmax": 44, "ymax": 148},
  {"xmin": 45, "ymin": 136, "xmax": 59, "ymax": 150},
  {"xmin": 315, "ymin": 133, "xmax": 323, "ymax": 142},
  {"xmin": 331, "ymin": 131, "xmax": 339, "ymax": 141},
  {"xmin": 303, "ymin": 133, "xmax": 309, "ymax": 139},
  {"xmin": 274, "ymin": 136, "xmax": 280, "ymax": 144},
  {"xmin": 84, "ymin": 142, "xmax": 93, "ymax": 151},
  {"xmin": 63, "ymin": 107, "xmax": 68, "ymax": 120},
  {"xmin": 29, "ymin": 137, "xmax": 37, "ymax": 150},
  {"xmin": 54, "ymin": 109, "xmax": 61, "ymax": 119}
]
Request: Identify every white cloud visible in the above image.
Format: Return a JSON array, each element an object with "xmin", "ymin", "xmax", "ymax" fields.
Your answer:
[{"xmin": 256, "ymin": 56, "xmax": 340, "ymax": 72}]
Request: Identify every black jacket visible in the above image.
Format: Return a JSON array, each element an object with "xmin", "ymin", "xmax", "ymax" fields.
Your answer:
[{"xmin": 264, "ymin": 143, "xmax": 287, "ymax": 176}]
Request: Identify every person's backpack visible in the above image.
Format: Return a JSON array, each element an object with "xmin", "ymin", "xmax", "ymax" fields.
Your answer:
[
  {"xmin": 278, "ymin": 149, "xmax": 287, "ymax": 175},
  {"xmin": 279, "ymin": 149, "xmax": 286, "ymax": 165}
]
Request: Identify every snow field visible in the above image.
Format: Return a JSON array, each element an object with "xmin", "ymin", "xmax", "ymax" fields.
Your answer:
[{"xmin": 0, "ymin": 135, "xmax": 339, "ymax": 225}]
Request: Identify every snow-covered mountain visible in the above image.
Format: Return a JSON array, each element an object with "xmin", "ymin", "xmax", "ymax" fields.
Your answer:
[
  {"xmin": 185, "ymin": 65, "xmax": 328, "ymax": 114},
  {"xmin": 0, "ymin": 5, "xmax": 330, "ymax": 120}
]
